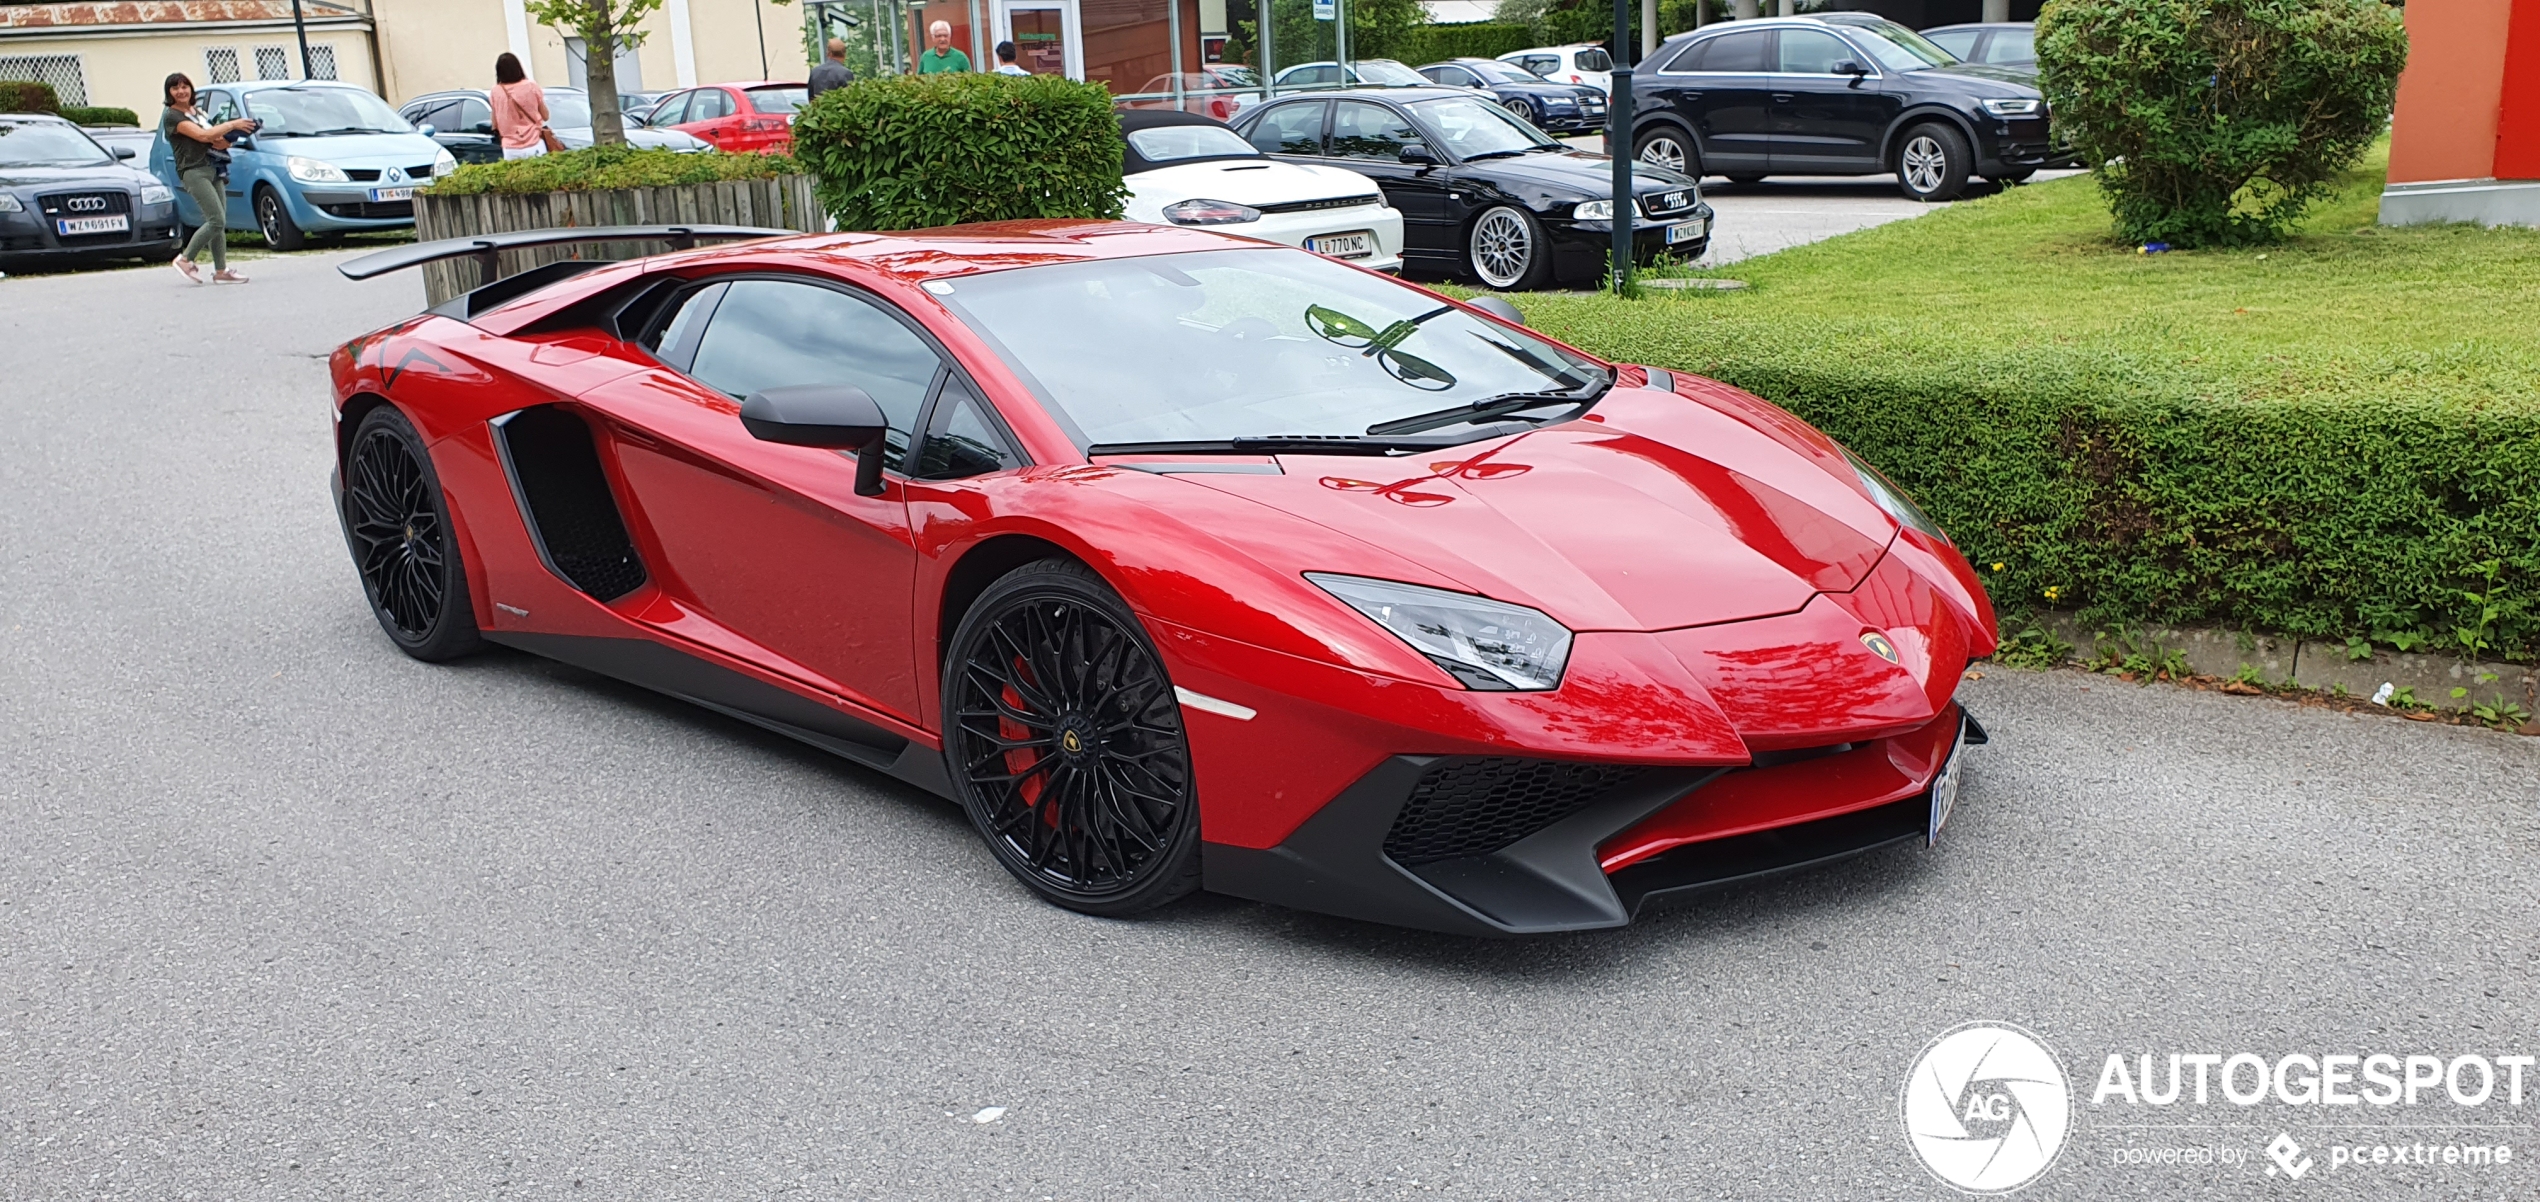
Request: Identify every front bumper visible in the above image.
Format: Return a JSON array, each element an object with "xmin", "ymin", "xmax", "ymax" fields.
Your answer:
[
  {"xmin": 0, "ymin": 205, "xmax": 180, "ymax": 262},
  {"xmin": 1551, "ymin": 202, "xmax": 1715, "ymax": 281},
  {"xmin": 1205, "ymin": 705, "xmax": 1983, "ymax": 935},
  {"xmin": 1976, "ymin": 116, "xmax": 2079, "ymax": 175},
  {"xmin": 294, "ymin": 187, "xmax": 420, "ymax": 230}
]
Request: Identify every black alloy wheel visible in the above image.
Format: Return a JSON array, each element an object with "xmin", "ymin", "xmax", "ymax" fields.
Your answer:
[
  {"xmin": 255, "ymin": 184, "xmax": 305, "ymax": 251},
  {"xmin": 344, "ymin": 405, "xmax": 483, "ymax": 661},
  {"xmin": 1633, "ymin": 126, "xmax": 1697, "ymax": 176},
  {"xmin": 943, "ymin": 559, "xmax": 1201, "ymax": 916}
]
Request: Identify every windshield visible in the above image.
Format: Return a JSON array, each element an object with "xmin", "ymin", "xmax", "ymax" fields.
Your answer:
[
  {"xmin": 1127, "ymin": 124, "xmax": 1258, "ymax": 162},
  {"xmin": 1572, "ymin": 48, "xmax": 1613, "ymax": 72},
  {"xmin": 1351, "ymin": 60, "xmax": 1429, "ymax": 86},
  {"xmin": 0, "ymin": 121, "xmax": 113, "ymax": 167},
  {"xmin": 932, "ymin": 247, "xmax": 1606, "ymax": 449},
  {"xmin": 747, "ymin": 85, "xmax": 810, "ymax": 113},
  {"xmin": 246, "ymin": 87, "xmax": 412, "ymax": 136},
  {"xmin": 545, "ymin": 89, "xmax": 594, "ymax": 128},
  {"xmin": 1843, "ymin": 20, "xmax": 1959, "ymax": 71},
  {"xmin": 1465, "ymin": 60, "xmax": 1545, "ymax": 85},
  {"xmin": 1408, "ymin": 95, "xmax": 1555, "ymax": 158}
]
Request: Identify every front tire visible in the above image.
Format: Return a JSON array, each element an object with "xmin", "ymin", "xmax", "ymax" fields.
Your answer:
[
  {"xmin": 943, "ymin": 559, "xmax": 1202, "ymax": 917},
  {"xmin": 1502, "ymin": 97, "xmax": 1539, "ymax": 127},
  {"xmin": 1466, "ymin": 204, "xmax": 1551, "ymax": 291},
  {"xmin": 1633, "ymin": 126, "xmax": 1699, "ymax": 177},
  {"xmin": 254, "ymin": 184, "xmax": 305, "ymax": 250},
  {"xmin": 344, "ymin": 405, "xmax": 483, "ymax": 661},
  {"xmin": 1895, "ymin": 122, "xmax": 1972, "ymax": 202}
]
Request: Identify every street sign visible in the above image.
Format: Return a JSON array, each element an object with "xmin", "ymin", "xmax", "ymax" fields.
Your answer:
[{"xmin": 1314, "ymin": 0, "xmax": 1336, "ymax": 20}]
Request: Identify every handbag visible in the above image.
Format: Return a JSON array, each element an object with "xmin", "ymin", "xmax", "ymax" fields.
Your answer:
[{"xmin": 539, "ymin": 126, "xmax": 567, "ymax": 154}]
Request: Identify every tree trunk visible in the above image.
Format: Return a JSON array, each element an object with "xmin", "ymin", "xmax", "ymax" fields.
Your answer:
[{"xmin": 588, "ymin": 3, "xmax": 626, "ymax": 147}]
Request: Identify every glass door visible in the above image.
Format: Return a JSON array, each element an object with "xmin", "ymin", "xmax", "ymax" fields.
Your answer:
[{"xmin": 1001, "ymin": 0, "xmax": 1079, "ymax": 77}]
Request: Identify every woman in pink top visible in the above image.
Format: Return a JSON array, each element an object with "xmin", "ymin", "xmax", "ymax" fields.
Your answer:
[{"xmin": 489, "ymin": 53, "xmax": 551, "ymax": 160}]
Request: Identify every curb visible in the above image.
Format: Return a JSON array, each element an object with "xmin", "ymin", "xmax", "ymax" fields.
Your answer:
[{"xmin": 2017, "ymin": 613, "xmax": 2539, "ymax": 720}]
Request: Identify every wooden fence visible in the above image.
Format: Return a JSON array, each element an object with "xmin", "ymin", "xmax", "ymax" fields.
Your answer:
[{"xmin": 411, "ymin": 175, "xmax": 825, "ymax": 305}]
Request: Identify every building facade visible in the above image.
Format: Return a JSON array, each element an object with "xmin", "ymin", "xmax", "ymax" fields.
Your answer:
[{"xmin": 2381, "ymin": 0, "xmax": 2540, "ymax": 227}]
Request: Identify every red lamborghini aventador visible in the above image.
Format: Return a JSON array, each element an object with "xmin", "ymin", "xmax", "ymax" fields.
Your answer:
[{"xmin": 330, "ymin": 219, "xmax": 1997, "ymax": 936}]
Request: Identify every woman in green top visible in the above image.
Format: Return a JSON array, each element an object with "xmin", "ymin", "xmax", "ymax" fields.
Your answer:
[{"xmin": 160, "ymin": 72, "xmax": 258, "ymax": 284}]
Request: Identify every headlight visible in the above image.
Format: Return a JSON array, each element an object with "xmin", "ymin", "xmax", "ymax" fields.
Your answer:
[
  {"xmin": 140, "ymin": 183, "xmax": 174, "ymax": 205},
  {"xmin": 1307, "ymin": 573, "xmax": 1574, "ymax": 691},
  {"xmin": 286, "ymin": 156, "xmax": 349, "ymax": 184},
  {"xmin": 1841, "ymin": 446, "xmax": 1950, "ymax": 545},
  {"xmin": 1572, "ymin": 199, "xmax": 1614, "ymax": 221},
  {"xmin": 1161, "ymin": 198, "xmax": 1261, "ymax": 226},
  {"xmin": 431, "ymin": 148, "xmax": 458, "ymax": 178},
  {"xmin": 1979, "ymin": 98, "xmax": 2042, "ymax": 118},
  {"xmin": 0, "ymin": 193, "xmax": 23, "ymax": 213}
]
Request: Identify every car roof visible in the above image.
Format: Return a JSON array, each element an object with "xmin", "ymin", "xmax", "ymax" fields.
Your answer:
[
  {"xmin": 227, "ymin": 78, "xmax": 371, "ymax": 93},
  {"xmin": 0, "ymin": 112, "xmax": 72, "ymax": 124},
  {"xmin": 1921, "ymin": 22, "xmax": 2033, "ymax": 32},
  {"xmin": 1258, "ymin": 86, "xmax": 1468, "ymax": 103}
]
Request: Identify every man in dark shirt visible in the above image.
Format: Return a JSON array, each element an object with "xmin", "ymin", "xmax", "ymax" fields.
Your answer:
[{"xmin": 808, "ymin": 38, "xmax": 856, "ymax": 101}]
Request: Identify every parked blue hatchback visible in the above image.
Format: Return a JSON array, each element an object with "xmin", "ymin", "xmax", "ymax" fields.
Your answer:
[{"xmin": 152, "ymin": 79, "xmax": 453, "ymax": 250}]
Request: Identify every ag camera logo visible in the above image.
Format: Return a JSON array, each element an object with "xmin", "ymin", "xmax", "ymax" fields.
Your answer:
[{"xmin": 1903, "ymin": 1022, "xmax": 2072, "ymax": 1193}]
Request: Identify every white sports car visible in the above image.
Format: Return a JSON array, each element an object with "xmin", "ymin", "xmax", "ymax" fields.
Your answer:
[{"xmin": 1119, "ymin": 109, "xmax": 1405, "ymax": 274}]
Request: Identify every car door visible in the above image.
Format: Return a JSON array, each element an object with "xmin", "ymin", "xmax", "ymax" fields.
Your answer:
[
  {"xmin": 1243, "ymin": 98, "xmax": 1329, "ymax": 157},
  {"xmin": 1767, "ymin": 26, "xmax": 1888, "ymax": 171},
  {"xmin": 1651, "ymin": 29, "xmax": 1771, "ymax": 174},
  {"xmin": 579, "ymin": 275, "xmax": 935, "ymax": 723},
  {"xmin": 448, "ymin": 96, "xmax": 501, "ymax": 163},
  {"xmin": 684, "ymin": 87, "xmax": 740, "ymax": 150},
  {"xmin": 198, "ymin": 89, "xmax": 256, "ymax": 226},
  {"xmin": 1322, "ymin": 99, "xmax": 1458, "ymax": 257},
  {"xmin": 1419, "ymin": 64, "xmax": 1481, "ymax": 90},
  {"xmin": 650, "ymin": 90, "xmax": 699, "ymax": 144}
]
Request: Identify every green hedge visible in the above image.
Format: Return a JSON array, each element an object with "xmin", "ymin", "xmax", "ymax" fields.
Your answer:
[
  {"xmin": 0, "ymin": 79, "xmax": 59, "ymax": 113},
  {"xmin": 1499, "ymin": 155, "xmax": 2540, "ymax": 662},
  {"xmin": 791, "ymin": 73, "xmax": 1125, "ymax": 231},
  {"xmin": 63, "ymin": 105, "xmax": 141, "ymax": 127},
  {"xmin": 1398, "ymin": 22, "xmax": 1541, "ymax": 65},
  {"xmin": 425, "ymin": 144, "xmax": 802, "ymax": 196}
]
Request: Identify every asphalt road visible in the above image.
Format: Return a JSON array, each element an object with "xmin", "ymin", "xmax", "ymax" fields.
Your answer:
[{"xmin": 4, "ymin": 252, "xmax": 2536, "ymax": 1200}]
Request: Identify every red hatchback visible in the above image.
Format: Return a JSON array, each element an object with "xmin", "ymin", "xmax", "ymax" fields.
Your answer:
[{"xmin": 639, "ymin": 81, "xmax": 807, "ymax": 154}]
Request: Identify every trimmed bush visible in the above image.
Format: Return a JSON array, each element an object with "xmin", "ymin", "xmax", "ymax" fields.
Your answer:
[
  {"xmin": 2037, "ymin": 0, "xmax": 2408, "ymax": 247},
  {"xmin": 425, "ymin": 144, "xmax": 802, "ymax": 196},
  {"xmin": 1398, "ymin": 22, "xmax": 1540, "ymax": 65},
  {"xmin": 1490, "ymin": 159, "xmax": 2540, "ymax": 661},
  {"xmin": 0, "ymin": 80, "xmax": 60, "ymax": 113},
  {"xmin": 61, "ymin": 105, "xmax": 141, "ymax": 127},
  {"xmin": 791, "ymin": 73, "xmax": 1126, "ymax": 231}
]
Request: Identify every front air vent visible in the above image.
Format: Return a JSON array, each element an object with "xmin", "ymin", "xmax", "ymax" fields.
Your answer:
[
  {"xmin": 492, "ymin": 406, "xmax": 648, "ymax": 601},
  {"xmin": 1384, "ymin": 757, "xmax": 1647, "ymax": 865}
]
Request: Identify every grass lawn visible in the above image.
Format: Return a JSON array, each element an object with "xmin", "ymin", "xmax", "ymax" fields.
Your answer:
[{"xmin": 1487, "ymin": 147, "xmax": 2540, "ymax": 659}]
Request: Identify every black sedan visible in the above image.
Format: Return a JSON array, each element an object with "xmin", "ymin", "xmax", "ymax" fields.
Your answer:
[
  {"xmin": 1235, "ymin": 88, "xmax": 1707, "ymax": 290},
  {"xmin": 397, "ymin": 87, "xmax": 709, "ymax": 166},
  {"xmin": 0, "ymin": 114, "xmax": 181, "ymax": 271},
  {"xmin": 1626, "ymin": 13, "xmax": 2070, "ymax": 200},
  {"xmin": 1415, "ymin": 58, "xmax": 1608, "ymax": 133}
]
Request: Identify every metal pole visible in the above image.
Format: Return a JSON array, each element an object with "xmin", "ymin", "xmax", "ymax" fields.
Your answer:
[
  {"xmin": 292, "ymin": 0, "xmax": 313, "ymax": 78},
  {"xmin": 1609, "ymin": 0, "xmax": 1631, "ymax": 294},
  {"xmin": 1334, "ymin": 0, "xmax": 1347, "ymax": 77},
  {"xmin": 754, "ymin": 0, "xmax": 771, "ymax": 77},
  {"xmin": 1169, "ymin": 0, "xmax": 1185, "ymax": 106},
  {"xmin": 1259, "ymin": 0, "xmax": 1275, "ymax": 98},
  {"xmin": 1641, "ymin": 0, "xmax": 1655, "ymax": 60}
]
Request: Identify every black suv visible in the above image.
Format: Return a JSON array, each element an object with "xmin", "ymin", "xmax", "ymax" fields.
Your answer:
[{"xmin": 1625, "ymin": 14, "xmax": 2068, "ymax": 201}]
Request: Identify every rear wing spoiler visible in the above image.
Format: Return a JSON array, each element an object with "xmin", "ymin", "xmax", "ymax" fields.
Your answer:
[{"xmin": 337, "ymin": 222, "xmax": 794, "ymax": 321}]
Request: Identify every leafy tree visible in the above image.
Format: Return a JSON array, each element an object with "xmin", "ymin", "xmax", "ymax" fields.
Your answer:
[{"xmin": 523, "ymin": 0, "xmax": 660, "ymax": 147}]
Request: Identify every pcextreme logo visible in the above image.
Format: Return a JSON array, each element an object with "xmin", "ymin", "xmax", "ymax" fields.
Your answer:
[{"xmin": 1901, "ymin": 1022, "xmax": 2073, "ymax": 1194}]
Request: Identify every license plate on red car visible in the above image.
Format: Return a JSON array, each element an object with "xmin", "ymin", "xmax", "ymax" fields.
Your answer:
[
  {"xmin": 1307, "ymin": 231, "xmax": 1374, "ymax": 259},
  {"xmin": 1927, "ymin": 725, "xmax": 1967, "ymax": 846}
]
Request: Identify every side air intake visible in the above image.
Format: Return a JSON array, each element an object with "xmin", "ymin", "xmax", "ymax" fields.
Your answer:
[
  {"xmin": 1384, "ymin": 758, "xmax": 1648, "ymax": 866},
  {"xmin": 492, "ymin": 406, "xmax": 648, "ymax": 601}
]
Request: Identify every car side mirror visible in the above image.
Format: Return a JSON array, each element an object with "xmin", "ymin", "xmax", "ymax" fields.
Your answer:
[
  {"xmin": 417, "ymin": 123, "xmax": 435, "ymax": 137},
  {"xmin": 1834, "ymin": 60, "xmax": 1867, "ymax": 77},
  {"xmin": 1398, "ymin": 142, "xmax": 1437, "ymax": 166},
  {"xmin": 112, "ymin": 146, "xmax": 136, "ymax": 160},
  {"xmin": 740, "ymin": 385, "xmax": 892, "ymax": 496},
  {"xmin": 1466, "ymin": 296, "xmax": 1527, "ymax": 326}
]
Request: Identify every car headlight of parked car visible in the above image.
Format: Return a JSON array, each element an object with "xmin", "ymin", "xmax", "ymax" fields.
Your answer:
[
  {"xmin": 1979, "ymin": 98, "xmax": 2042, "ymax": 118},
  {"xmin": 1572, "ymin": 199, "xmax": 1615, "ymax": 221},
  {"xmin": 1161, "ymin": 198, "xmax": 1262, "ymax": 226},
  {"xmin": 287, "ymin": 156, "xmax": 349, "ymax": 184},
  {"xmin": 432, "ymin": 148, "xmax": 458, "ymax": 177},
  {"xmin": 1308, "ymin": 573, "xmax": 1574, "ymax": 691},
  {"xmin": 1841, "ymin": 446, "xmax": 1951, "ymax": 545},
  {"xmin": 0, "ymin": 193, "xmax": 23, "ymax": 213},
  {"xmin": 140, "ymin": 183, "xmax": 173, "ymax": 205}
]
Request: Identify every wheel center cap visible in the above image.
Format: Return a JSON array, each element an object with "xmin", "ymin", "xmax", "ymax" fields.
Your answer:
[{"xmin": 1060, "ymin": 728, "xmax": 1084, "ymax": 755}]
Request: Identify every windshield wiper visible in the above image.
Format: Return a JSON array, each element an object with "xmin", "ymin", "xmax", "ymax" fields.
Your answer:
[
  {"xmin": 1461, "ymin": 148, "xmax": 1528, "ymax": 161},
  {"xmin": 1365, "ymin": 382, "xmax": 1608, "ymax": 437},
  {"xmin": 283, "ymin": 127, "xmax": 393, "ymax": 137},
  {"xmin": 1089, "ymin": 435, "xmax": 1463, "ymax": 457}
]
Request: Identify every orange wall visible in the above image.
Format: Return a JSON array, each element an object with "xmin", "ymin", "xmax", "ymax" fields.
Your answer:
[{"xmin": 2387, "ymin": 0, "xmax": 2512, "ymax": 183}]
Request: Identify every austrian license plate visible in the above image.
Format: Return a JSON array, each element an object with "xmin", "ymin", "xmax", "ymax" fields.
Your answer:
[
  {"xmin": 1926, "ymin": 722, "xmax": 1967, "ymax": 846},
  {"xmin": 1666, "ymin": 218, "xmax": 1707, "ymax": 244},
  {"xmin": 369, "ymin": 186, "xmax": 416, "ymax": 202},
  {"xmin": 1306, "ymin": 230, "xmax": 1374, "ymax": 259},
  {"xmin": 56, "ymin": 214, "xmax": 129, "ymax": 236}
]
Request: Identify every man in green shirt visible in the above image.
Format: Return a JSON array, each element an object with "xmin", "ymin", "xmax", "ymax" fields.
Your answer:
[{"xmin": 917, "ymin": 20, "xmax": 971, "ymax": 73}]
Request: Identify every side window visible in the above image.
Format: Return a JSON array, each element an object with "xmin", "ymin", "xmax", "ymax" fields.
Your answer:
[
  {"xmin": 457, "ymin": 97, "xmax": 494, "ymax": 133},
  {"xmin": 201, "ymin": 90, "xmax": 241, "ymax": 123},
  {"xmin": 653, "ymin": 91, "xmax": 693, "ymax": 125},
  {"xmin": 1776, "ymin": 29, "xmax": 1853, "ymax": 74},
  {"xmin": 1650, "ymin": 41, "xmax": 1698, "ymax": 73},
  {"xmin": 1689, "ymin": 30, "xmax": 1769, "ymax": 73},
  {"xmin": 913, "ymin": 374, "xmax": 1022, "ymax": 480},
  {"xmin": 1329, "ymin": 101, "xmax": 1418, "ymax": 161},
  {"xmin": 691, "ymin": 89, "xmax": 735, "ymax": 121},
  {"xmin": 640, "ymin": 281, "xmax": 728, "ymax": 371},
  {"xmin": 686, "ymin": 279, "xmax": 941, "ymax": 460},
  {"xmin": 1518, "ymin": 55, "xmax": 1558, "ymax": 77},
  {"xmin": 1573, "ymin": 48, "xmax": 1612, "ymax": 73},
  {"xmin": 1247, "ymin": 101, "xmax": 1325, "ymax": 155},
  {"xmin": 1986, "ymin": 29, "xmax": 2035, "ymax": 65},
  {"xmin": 1925, "ymin": 29, "xmax": 1978, "ymax": 60}
]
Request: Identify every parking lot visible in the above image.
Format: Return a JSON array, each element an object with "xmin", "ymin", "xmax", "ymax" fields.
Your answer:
[{"xmin": 3, "ymin": 250, "xmax": 2531, "ymax": 1199}]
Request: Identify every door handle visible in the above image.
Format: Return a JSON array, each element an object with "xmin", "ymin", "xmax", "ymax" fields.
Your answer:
[{"xmin": 1772, "ymin": 93, "xmax": 1794, "ymax": 103}]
